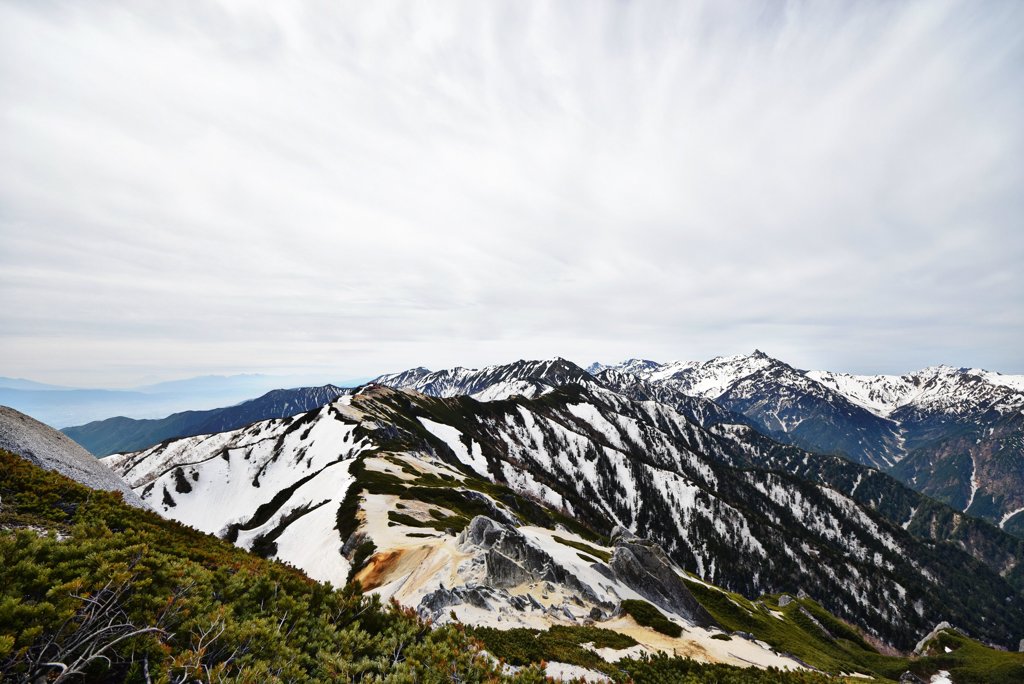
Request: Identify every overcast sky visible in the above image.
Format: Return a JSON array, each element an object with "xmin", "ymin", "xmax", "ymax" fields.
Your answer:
[{"xmin": 1, "ymin": 1, "xmax": 1022, "ymax": 387}]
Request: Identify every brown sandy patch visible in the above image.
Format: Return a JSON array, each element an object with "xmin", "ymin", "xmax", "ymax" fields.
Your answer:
[{"xmin": 355, "ymin": 549, "xmax": 407, "ymax": 590}]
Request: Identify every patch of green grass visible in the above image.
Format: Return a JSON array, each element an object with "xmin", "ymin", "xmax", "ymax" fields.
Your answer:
[
  {"xmin": 387, "ymin": 510, "xmax": 470, "ymax": 533},
  {"xmin": 552, "ymin": 535, "xmax": 612, "ymax": 562},
  {"xmin": 618, "ymin": 652, "xmax": 837, "ymax": 683},
  {"xmin": 684, "ymin": 580, "xmax": 906, "ymax": 678},
  {"xmin": 620, "ymin": 599, "xmax": 682, "ymax": 638}
]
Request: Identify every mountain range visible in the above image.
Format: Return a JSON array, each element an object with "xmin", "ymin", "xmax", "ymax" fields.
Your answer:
[
  {"xmin": 61, "ymin": 351, "xmax": 1024, "ymax": 537},
  {"xmin": 5, "ymin": 351, "xmax": 1024, "ymax": 680},
  {"xmin": 98, "ymin": 357, "xmax": 1024, "ymax": 655},
  {"xmin": 586, "ymin": 352, "xmax": 1024, "ymax": 536}
]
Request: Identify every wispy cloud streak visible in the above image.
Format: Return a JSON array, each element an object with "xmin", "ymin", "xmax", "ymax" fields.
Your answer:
[{"xmin": 1, "ymin": 1, "xmax": 1022, "ymax": 384}]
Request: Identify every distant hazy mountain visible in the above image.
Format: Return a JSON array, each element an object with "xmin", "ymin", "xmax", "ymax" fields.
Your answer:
[
  {"xmin": 0, "ymin": 373, "xmax": 368, "ymax": 427},
  {"xmin": 63, "ymin": 385, "xmax": 350, "ymax": 456},
  {"xmin": 0, "ymin": 376, "xmax": 73, "ymax": 391}
]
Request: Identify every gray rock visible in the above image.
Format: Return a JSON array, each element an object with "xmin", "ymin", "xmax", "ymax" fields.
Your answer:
[
  {"xmin": 609, "ymin": 525, "xmax": 639, "ymax": 544},
  {"xmin": 913, "ymin": 621, "xmax": 955, "ymax": 655},
  {"xmin": 419, "ymin": 584, "xmax": 497, "ymax": 617},
  {"xmin": 0, "ymin": 406, "xmax": 146, "ymax": 509},
  {"xmin": 457, "ymin": 516, "xmax": 606, "ymax": 606},
  {"xmin": 609, "ymin": 533, "xmax": 717, "ymax": 628},
  {"xmin": 778, "ymin": 594, "xmax": 793, "ymax": 607}
]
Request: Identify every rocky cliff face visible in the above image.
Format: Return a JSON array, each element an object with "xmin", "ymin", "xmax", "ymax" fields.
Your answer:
[{"xmin": 415, "ymin": 515, "xmax": 716, "ymax": 630}]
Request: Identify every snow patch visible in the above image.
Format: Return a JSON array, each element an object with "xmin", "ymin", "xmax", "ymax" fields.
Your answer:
[{"xmin": 417, "ymin": 417, "xmax": 490, "ymax": 477}]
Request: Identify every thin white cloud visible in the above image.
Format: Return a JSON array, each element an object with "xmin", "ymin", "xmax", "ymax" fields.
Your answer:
[{"xmin": 1, "ymin": 0, "xmax": 1022, "ymax": 385}]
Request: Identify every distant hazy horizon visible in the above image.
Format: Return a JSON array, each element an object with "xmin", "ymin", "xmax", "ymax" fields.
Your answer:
[{"xmin": 2, "ymin": 1, "xmax": 1022, "ymax": 385}]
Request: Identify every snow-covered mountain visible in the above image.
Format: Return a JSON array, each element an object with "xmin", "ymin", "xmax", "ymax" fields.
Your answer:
[
  {"xmin": 598, "ymin": 353, "xmax": 1024, "ymax": 533},
  {"xmin": 107, "ymin": 382, "xmax": 1024, "ymax": 653},
  {"xmin": 106, "ymin": 397, "xmax": 368, "ymax": 585},
  {"xmin": 374, "ymin": 357, "xmax": 595, "ymax": 401},
  {"xmin": 810, "ymin": 365, "xmax": 1024, "ymax": 420},
  {"xmin": 804, "ymin": 365, "xmax": 1024, "ymax": 534},
  {"xmin": 596, "ymin": 351, "xmax": 904, "ymax": 469}
]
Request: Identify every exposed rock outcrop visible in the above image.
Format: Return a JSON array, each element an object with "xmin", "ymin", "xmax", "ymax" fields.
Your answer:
[
  {"xmin": 609, "ymin": 526, "xmax": 717, "ymax": 628},
  {"xmin": 429, "ymin": 517, "xmax": 717, "ymax": 630},
  {"xmin": 913, "ymin": 621, "xmax": 958, "ymax": 655},
  {"xmin": 457, "ymin": 516, "xmax": 604, "ymax": 604}
]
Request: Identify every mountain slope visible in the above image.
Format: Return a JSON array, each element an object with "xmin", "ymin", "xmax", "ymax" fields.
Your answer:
[
  {"xmin": 108, "ymin": 385, "xmax": 1024, "ymax": 654},
  {"xmin": 376, "ymin": 358, "xmax": 1024, "ymax": 585},
  {"xmin": 0, "ymin": 405, "xmax": 146, "ymax": 508},
  {"xmin": 63, "ymin": 384, "xmax": 349, "ymax": 456},
  {"xmin": 21, "ymin": 446, "xmax": 1016, "ymax": 683},
  {"xmin": 106, "ymin": 397, "xmax": 368, "ymax": 586},
  {"xmin": 812, "ymin": 365, "xmax": 1024, "ymax": 532}
]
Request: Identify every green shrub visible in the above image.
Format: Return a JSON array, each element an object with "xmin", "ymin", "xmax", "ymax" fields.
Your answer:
[
  {"xmin": 552, "ymin": 535, "xmax": 612, "ymax": 562},
  {"xmin": 0, "ymin": 450, "xmax": 540, "ymax": 683}
]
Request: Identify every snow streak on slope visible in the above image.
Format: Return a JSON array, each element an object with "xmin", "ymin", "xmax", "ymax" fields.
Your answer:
[
  {"xmin": 964, "ymin": 454, "xmax": 980, "ymax": 513},
  {"xmin": 1000, "ymin": 506, "xmax": 1024, "ymax": 530},
  {"xmin": 417, "ymin": 417, "xmax": 489, "ymax": 477},
  {"xmin": 107, "ymin": 399, "xmax": 369, "ymax": 585}
]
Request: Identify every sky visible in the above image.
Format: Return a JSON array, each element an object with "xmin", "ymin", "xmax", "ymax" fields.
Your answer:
[{"xmin": 1, "ymin": 0, "xmax": 1022, "ymax": 387}]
